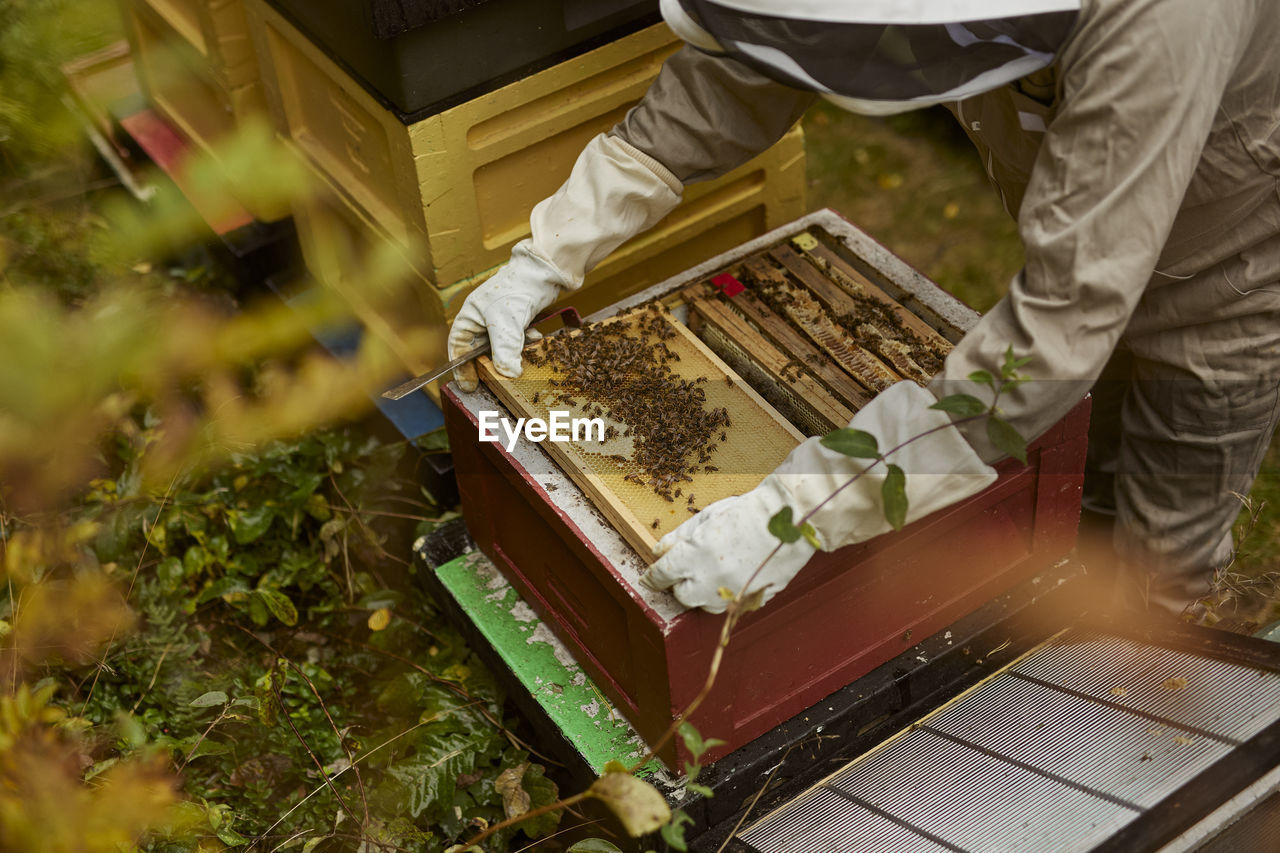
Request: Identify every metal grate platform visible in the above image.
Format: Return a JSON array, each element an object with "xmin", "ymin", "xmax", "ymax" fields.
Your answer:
[{"xmin": 738, "ymin": 629, "xmax": 1280, "ymax": 853}]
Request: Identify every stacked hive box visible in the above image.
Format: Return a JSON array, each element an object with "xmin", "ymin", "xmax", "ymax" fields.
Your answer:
[
  {"xmin": 244, "ymin": 0, "xmax": 806, "ymax": 401},
  {"xmin": 119, "ymin": 0, "xmax": 286, "ymax": 221}
]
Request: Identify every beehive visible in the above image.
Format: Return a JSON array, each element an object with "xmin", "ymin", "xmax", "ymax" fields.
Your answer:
[
  {"xmin": 144, "ymin": 0, "xmax": 258, "ymax": 89},
  {"xmin": 120, "ymin": 0, "xmax": 285, "ymax": 221},
  {"xmin": 245, "ymin": 0, "xmax": 806, "ymax": 293},
  {"xmin": 263, "ymin": 0, "xmax": 662, "ymax": 117},
  {"xmin": 445, "ymin": 210, "xmax": 1090, "ymax": 766},
  {"xmin": 478, "ymin": 304, "xmax": 803, "ymax": 558}
]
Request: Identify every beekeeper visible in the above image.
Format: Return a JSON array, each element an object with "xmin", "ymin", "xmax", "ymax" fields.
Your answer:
[{"xmin": 448, "ymin": 0, "xmax": 1280, "ymax": 614}]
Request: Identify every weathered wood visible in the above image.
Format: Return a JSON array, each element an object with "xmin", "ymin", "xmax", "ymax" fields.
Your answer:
[
  {"xmin": 769, "ymin": 244, "xmax": 944, "ymax": 385},
  {"xmin": 683, "ymin": 281, "xmax": 873, "ymax": 414},
  {"xmin": 796, "ymin": 233, "xmax": 955, "ymax": 353},
  {"xmin": 688, "ymin": 289, "xmax": 855, "ymax": 434},
  {"xmin": 739, "ymin": 256, "xmax": 901, "ymax": 393}
]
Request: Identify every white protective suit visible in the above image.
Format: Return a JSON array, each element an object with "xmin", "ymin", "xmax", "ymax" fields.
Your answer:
[{"xmin": 452, "ymin": 0, "xmax": 1280, "ymax": 610}]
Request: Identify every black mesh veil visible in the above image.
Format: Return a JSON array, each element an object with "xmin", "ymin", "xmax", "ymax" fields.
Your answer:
[{"xmin": 679, "ymin": 0, "xmax": 1078, "ymax": 103}]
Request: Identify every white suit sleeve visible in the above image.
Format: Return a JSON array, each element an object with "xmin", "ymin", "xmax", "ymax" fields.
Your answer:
[
  {"xmin": 610, "ymin": 45, "xmax": 816, "ymax": 184},
  {"xmin": 931, "ymin": 0, "xmax": 1249, "ymax": 460}
]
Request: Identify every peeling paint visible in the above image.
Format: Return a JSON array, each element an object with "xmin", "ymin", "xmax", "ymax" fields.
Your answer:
[
  {"xmin": 509, "ymin": 601, "xmax": 538, "ymax": 623},
  {"xmin": 527, "ymin": 623, "xmax": 578, "ymax": 669}
]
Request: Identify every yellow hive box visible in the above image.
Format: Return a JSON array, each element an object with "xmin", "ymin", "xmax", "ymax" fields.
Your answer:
[
  {"xmin": 245, "ymin": 0, "xmax": 806, "ymax": 293},
  {"xmin": 120, "ymin": 0, "xmax": 286, "ymax": 221},
  {"xmin": 142, "ymin": 0, "xmax": 258, "ymax": 89},
  {"xmin": 287, "ymin": 121, "xmax": 804, "ymax": 404}
]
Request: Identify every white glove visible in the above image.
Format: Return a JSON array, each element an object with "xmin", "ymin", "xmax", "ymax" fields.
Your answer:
[
  {"xmin": 448, "ymin": 133, "xmax": 682, "ymax": 391},
  {"xmin": 643, "ymin": 382, "xmax": 999, "ymax": 613}
]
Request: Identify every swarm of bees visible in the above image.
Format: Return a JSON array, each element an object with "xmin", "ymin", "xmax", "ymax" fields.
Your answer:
[{"xmin": 526, "ymin": 302, "xmax": 730, "ymax": 506}]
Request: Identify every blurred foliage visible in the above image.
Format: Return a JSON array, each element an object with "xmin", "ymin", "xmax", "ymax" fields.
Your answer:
[
  {"xmin": 1, "ymin": 0, "xmax": 560, "ymax": 849},
  {"xmin": 3, "ymin": 420, "xmax": 561, "ymax": 851}
]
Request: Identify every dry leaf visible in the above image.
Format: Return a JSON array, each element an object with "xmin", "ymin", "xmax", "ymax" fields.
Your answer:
[
  {"xmin": 367, "ymin": 608, "xmax": 391, "ymax": 631},
  {"xmin": 1163, "ymin": 677, "xmax": 1189, "ymax": 692},
  {"xmin": 494, "ymin": 763, "xmax": 531, "ymax": 820},
  {"xmin": 588, "ymin": 772, "xmax": 670, "ymax": 837},
  {"xmin": 1110, "ymin": 687, "xmax": 1128, "ymax": 697}
]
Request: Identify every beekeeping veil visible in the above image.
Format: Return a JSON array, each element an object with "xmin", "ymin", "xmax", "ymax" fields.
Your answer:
[{"xmin": 659, "ymin": 0, "xmax": 1080, "ymax": 115}]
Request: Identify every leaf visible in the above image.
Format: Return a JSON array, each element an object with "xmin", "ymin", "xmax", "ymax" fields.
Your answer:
[
  {"xmin": 930, "ymin": 394, "xmax": 988, "ymax": 418},
  {"xmin": 767, "ymin": 506, "xmax": 802, "ymax": 544},
  {"xmin": 187, "ymin": 738, "xmax": 230, "ymax": 760},
  {"xmin": 660, "ymin": 811, "xmax": 694, "ymax": 852},
  {"xmin": 568, "ymin": 841, "xmax": 625, "ymax": 853},
  {"xmin": 379, "ymin": 729, "xmax": 479, "ymax": 820},
  {"xmin": 494, "ymin": 763, "xmax": 532, "ymax": 820},
  {"xmin": 195, "ymin": 576, "xmax": 250, "ymax": 606},
  {"xmin": 820, "ymin": 428, "xmax": 880, "ymax": 459},
  {"xmin": 987, "ymin": 417, "xmax": 1028, "ymax": 465},
  {"xmin": 256, "ymin": 588, "xmax": 298, "ymax": 626},
  {"xmin": 1001, "ymin": 345, "xmax": 1032, "ymax": 379},
  {"xmin": 216, "ymin": 824, "xmax": 249, "ymax": 846},
  {"xmin": 968, "ymin": 369, "xmax": 995, "ymax": 387},
  {"xmin": 518, "ymin": 762, "xmax": 561, "ymax": 838},
  {"xmin": 678, "ymin": 722, "xmax": 706, "ymax": 760},
  {"xmin": 588, "ymin": 772, "xmax": 671, "ymax": 837},
  {"xmin": 226, "ymin": 505, "xmax": 275, "ymax": 545},
  {"xmin": 255, "ymin": 671, "xmax": 278, "ymax": 727},
  {"xmin": 738, "ymin": 588, "xmax": 766, "ymax": 613},
  {"xmin": 678, "ymin": 722, "xmax": 726, "ymax": 762},
  {"xmin": 687, "ymin": 783, "xmax": 714, "ymax": 798},
  {"xmin": 158, "ymin": 555, "xmax": 183, "ymax": 583},
  {"xmin": 367, "ymin": 608, "xmax": 392, "ymax": 632},
  {"xmin": 881, "ymin": 464, "xmax": 908, "ymax": 531},
  {"xmin": 189, "ymin": 691, "xmax": 228, "ymax": 708}
]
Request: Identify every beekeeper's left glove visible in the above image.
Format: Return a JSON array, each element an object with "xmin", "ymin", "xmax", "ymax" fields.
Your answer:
[{"xmin": 642, "ymin": 382, "xmax": 1000, "ymax": 613}]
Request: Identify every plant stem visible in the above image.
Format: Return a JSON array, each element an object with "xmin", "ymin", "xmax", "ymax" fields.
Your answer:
[
  {"xmin": 630, "ymin": 411, "xmax": 993, "ymax": 770},
  {"xmin": 461, "ymin": 791, "xmax": 590, "ymax": 850}
]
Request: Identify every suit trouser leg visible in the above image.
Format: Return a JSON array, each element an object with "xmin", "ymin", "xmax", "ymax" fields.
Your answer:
[{"xmin": 1109, "ymin": 293, "xmax": 1280, "ymax": 609}]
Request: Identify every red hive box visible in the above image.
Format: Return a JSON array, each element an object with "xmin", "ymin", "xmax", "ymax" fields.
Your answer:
[{"xmin": 444, "ymin": 211, "xmax": 1090, "ymax": 767}]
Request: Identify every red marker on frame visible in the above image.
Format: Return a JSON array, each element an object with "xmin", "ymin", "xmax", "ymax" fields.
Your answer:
[{"xmin": 711, "ymin": 273, "xmax": 745, "ymax": 297}]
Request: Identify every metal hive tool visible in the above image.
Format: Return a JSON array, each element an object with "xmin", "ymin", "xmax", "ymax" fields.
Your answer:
[{"xmin": 737, "ymin": 629, "xmax": 1280, "ymax": 853}]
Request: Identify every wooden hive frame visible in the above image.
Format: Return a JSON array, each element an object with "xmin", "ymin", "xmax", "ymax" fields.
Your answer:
[{"xmin": 478, "ymin": 304, "xmax": 804, "ymax": 561}]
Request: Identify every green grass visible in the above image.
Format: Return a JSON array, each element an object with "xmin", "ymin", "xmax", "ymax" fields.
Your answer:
[
  {"xmin": 801, "ymin": 100, "xmax": 1279, "ymax": 623},
  {"xmin": 801, "ymin": 102, "xmax": 1024, "ymax": 313}
]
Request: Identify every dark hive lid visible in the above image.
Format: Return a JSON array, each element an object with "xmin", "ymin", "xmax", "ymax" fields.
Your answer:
[{"xmin": 369, "ymin": 0, "xmax": 493, "ymax": 39}]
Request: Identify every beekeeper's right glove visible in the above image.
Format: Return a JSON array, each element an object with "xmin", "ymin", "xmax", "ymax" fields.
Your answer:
[{"xmin": 448, "ymin": 133, "xmax": 682, "ymax": 391}]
